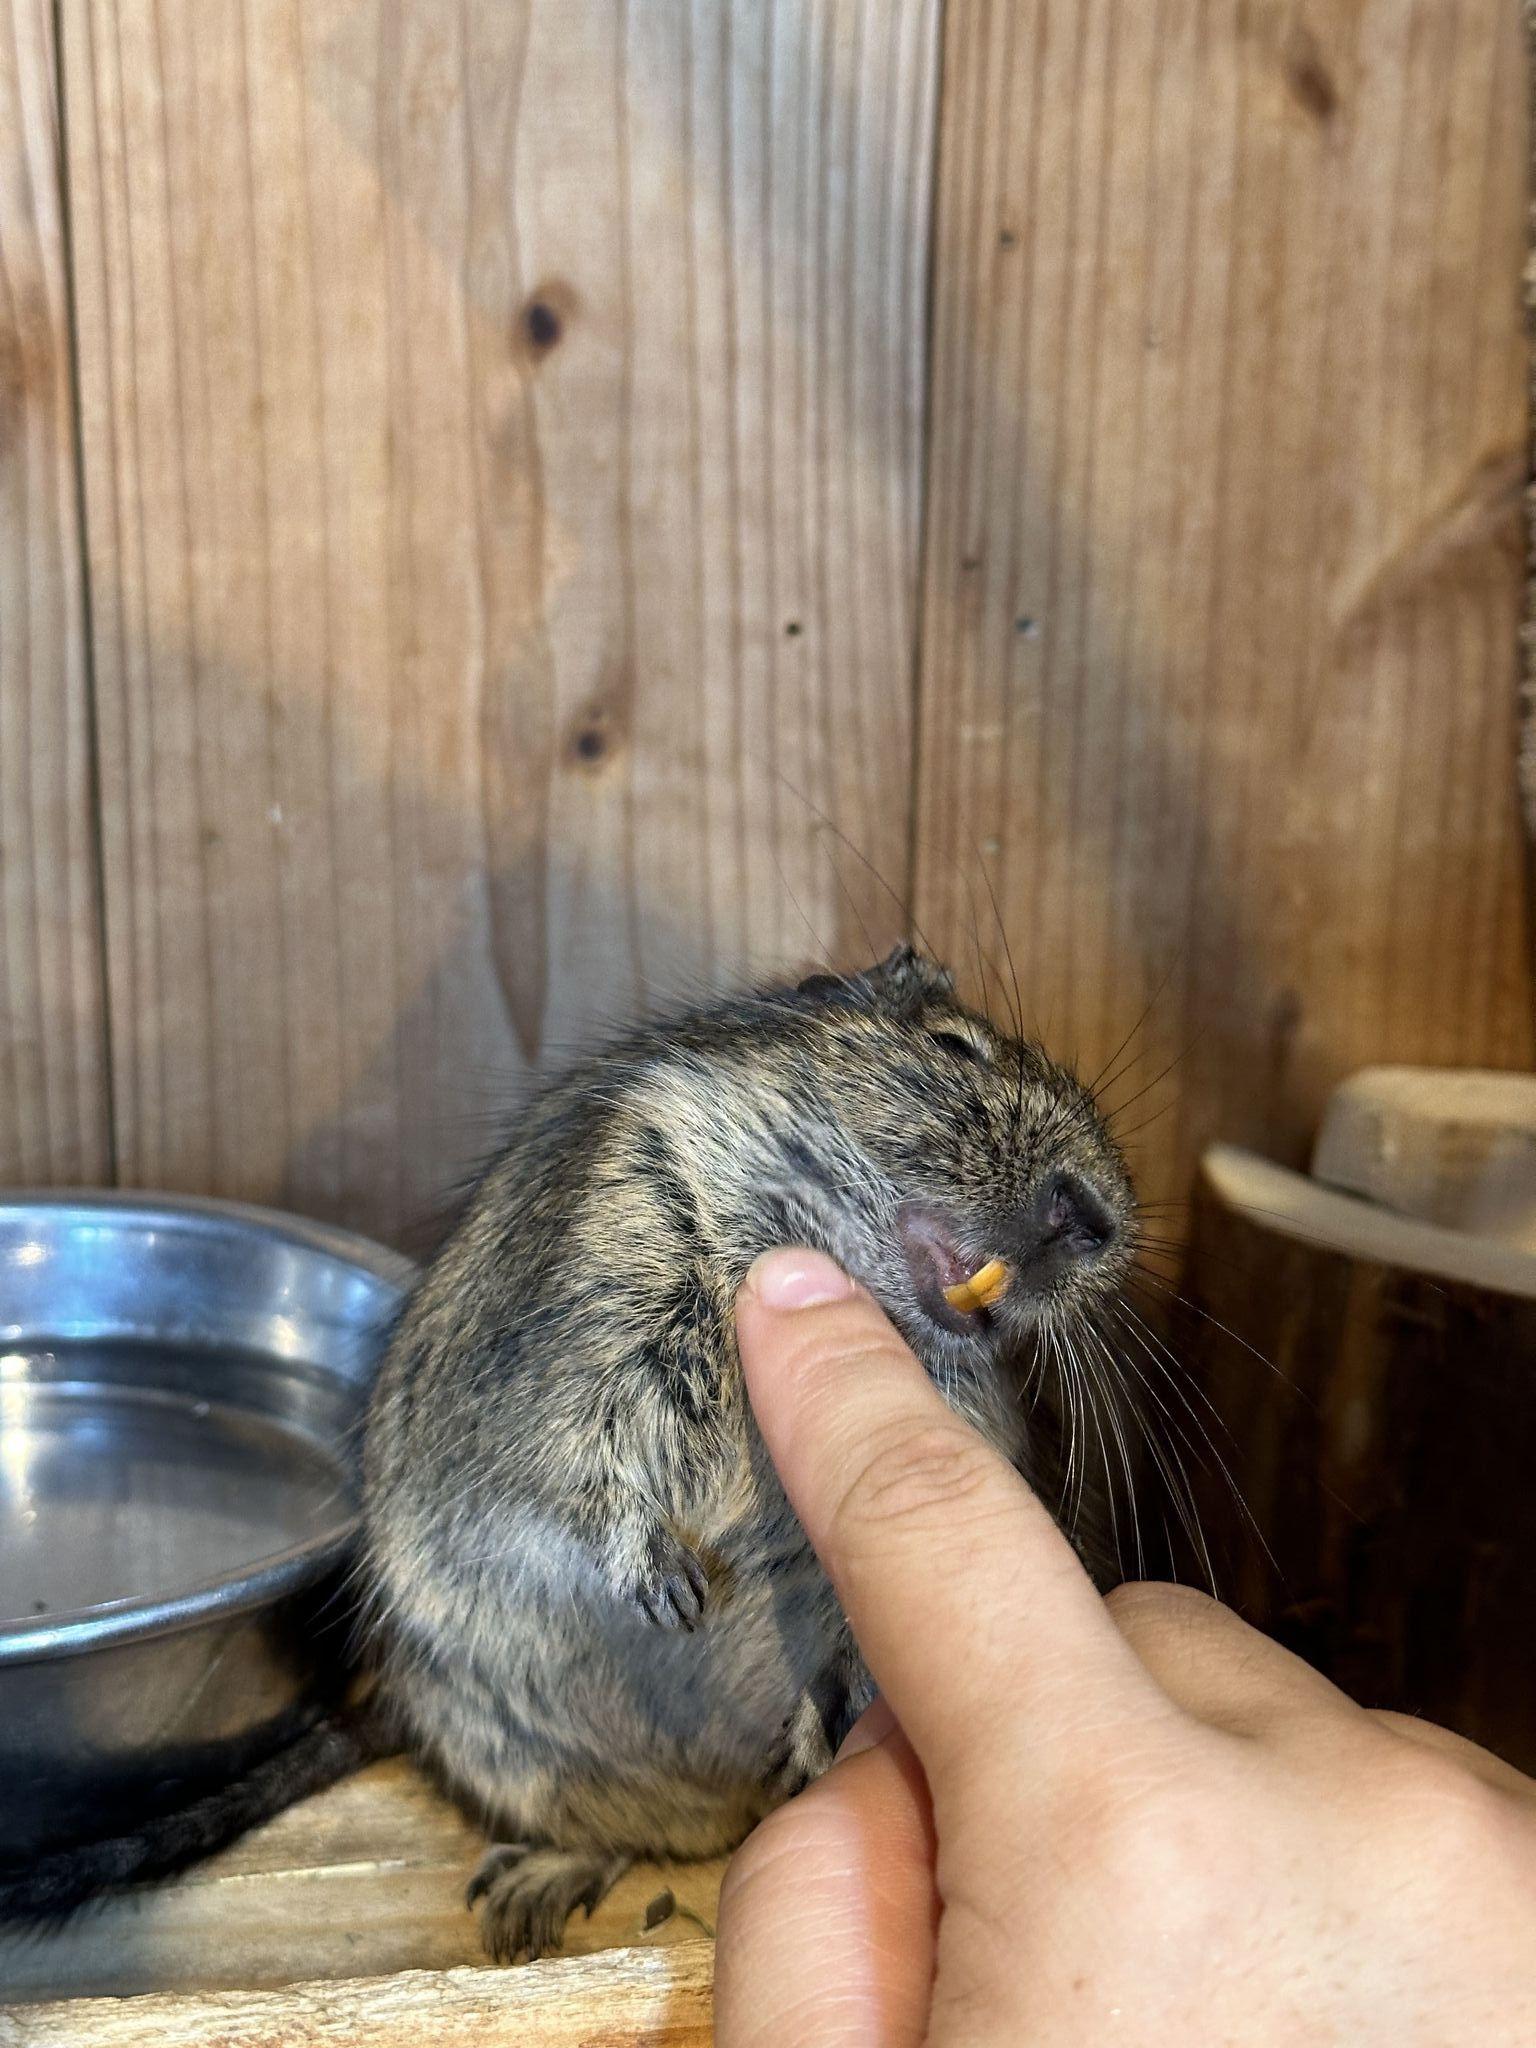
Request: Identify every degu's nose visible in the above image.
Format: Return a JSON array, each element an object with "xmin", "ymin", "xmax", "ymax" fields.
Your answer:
[
  {"xmin": 933, "ymin": 1171, "xmax": 1124, "ymax": 1320},
  {"xmin": 1016, "ymin": 1169, "xmax": 1118, "ymax": 1274}
]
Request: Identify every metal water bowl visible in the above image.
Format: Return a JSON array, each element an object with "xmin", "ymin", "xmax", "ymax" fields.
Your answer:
[{"xmin": 0, "ymin": 1193, "xmax": 412, "ymax": 1862}]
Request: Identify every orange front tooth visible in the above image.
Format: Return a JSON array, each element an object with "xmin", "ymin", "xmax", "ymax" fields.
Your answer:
[{"xmin": 942, "ymin": 1258, "xmax": 1011, "ymax": 1314}]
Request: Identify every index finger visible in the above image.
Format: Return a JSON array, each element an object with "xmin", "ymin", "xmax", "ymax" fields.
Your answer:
[{"xmin": 735, "ymin": 1249, "xmax": 1159, "ymax": 1781}]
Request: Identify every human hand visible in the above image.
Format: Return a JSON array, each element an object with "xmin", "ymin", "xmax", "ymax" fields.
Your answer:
[{"xmin": 717, "ymin": 1248, "xmax": 1536, "ymax": 2047}]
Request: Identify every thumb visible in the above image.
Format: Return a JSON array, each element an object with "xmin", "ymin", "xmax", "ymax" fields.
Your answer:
[{"xmin": 715, "ymin": 1701, "xmax": 935, "ymax": 2048}]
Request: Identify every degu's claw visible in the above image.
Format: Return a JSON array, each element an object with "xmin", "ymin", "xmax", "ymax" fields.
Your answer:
[{"xmin": 942, "ymin": 1258, "xmax": 1011, "ymax": 1314}]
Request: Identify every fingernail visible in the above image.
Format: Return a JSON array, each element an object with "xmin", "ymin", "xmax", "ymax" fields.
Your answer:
[
  {"xmin": 835, "ymin": 1696, "xmax": 896, "ymax": 1760},
  {"xmin": 745, "ymin": 1247, "xmax": 855, "ymax": 1311}
]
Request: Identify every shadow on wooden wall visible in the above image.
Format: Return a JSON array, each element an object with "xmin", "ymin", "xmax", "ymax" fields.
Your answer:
[{"xmin": 912, "ymin": 0, "xmax": 1534, "ymax": 1240}]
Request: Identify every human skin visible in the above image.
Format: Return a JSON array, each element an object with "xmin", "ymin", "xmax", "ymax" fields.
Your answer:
[{"xmin": 715, "ymin": 1248, "xmax": 1536, "ymax": 2048}]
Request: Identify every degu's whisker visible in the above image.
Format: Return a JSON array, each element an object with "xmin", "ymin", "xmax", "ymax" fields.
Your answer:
[
  {"xmin": 1113, "ymin": 1301, "xmax": 1246, "ymax": 1449},
  {"xmin": 1079, "ymin": 1319, "xmax": 1217, "ymax": 1584},
  {"xmin": 1124, "ymin": 1269, "xmax": 1295, "ymax": 1389},
  {"xmin": 1109, "ymin": 1102, "xmax": 1178, "ymax": 1146},
  {"xmin": 1072, "ymin": 1313, "xmax": 1146, "ymax": 1583},
  {"xmin": 1097, "ymin": 1047, "xmax": 1191, "ymax": 1127},
  {"xmin": 1080, "ymin": 959, "xmax": 1181, "ymax": 1105},
  {"xmin": 1108, "ymin": 1307, "xmax": 1278, "ymax": 1578},
  {"xmin": 1078, "ymin": 1335, "xmax": 1125, "ymax": 1581}
]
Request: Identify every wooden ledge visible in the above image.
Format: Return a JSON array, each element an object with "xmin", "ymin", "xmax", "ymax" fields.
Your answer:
[{"xmin": 0, "ymin": 1939, "xmax": 714, "ymax": 2047}]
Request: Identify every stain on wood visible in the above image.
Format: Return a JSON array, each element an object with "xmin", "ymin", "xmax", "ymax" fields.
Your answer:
[{"xmin": 1281, "ymin": 21, "xmax": 1341, "ymax": 127}]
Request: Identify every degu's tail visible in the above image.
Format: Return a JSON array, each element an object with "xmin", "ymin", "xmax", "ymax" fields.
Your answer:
[{"xmin": 0, "ymin": 1706, "xmax": 396, "ymax": 1922}]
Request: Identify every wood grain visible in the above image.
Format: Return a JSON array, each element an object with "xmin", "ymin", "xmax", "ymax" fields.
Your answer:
[
  {"xmin": 0, "ymin": 1942, "xmax": 714, "ymax": 2048},
  {"xmin": 61, "ymin": 0, "xmax": 940, "ymax": 1244},
  {"xmin": 0, "ymin": 0, "xmax": 108, "ymax": 1184},
  {"xmin": 1521, "ymin": 0, "xmax": 1536, "ymax": 855},
  {"xmin": 0, "ymin": 1757, "xmax": 726, "ymax": 2005},
  {"xmin": 913, "ymin": 0, "xmax": 1534, "ymax": 1242}
]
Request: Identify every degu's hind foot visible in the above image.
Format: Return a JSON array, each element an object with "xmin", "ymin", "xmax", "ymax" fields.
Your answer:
[
  {"xmin": 466, "ymin": 1842, "xmax": 633, "ymax": 1963},
  {"xmin": 465, "ymin": 1841, "xmax": 529, "ymax": 1906}
]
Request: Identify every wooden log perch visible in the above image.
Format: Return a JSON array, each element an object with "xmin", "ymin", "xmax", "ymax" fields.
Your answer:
[
  {"xmin": 0, "ymin": 1941, "xmax": 714, "ymax": 2048},
  {"xmin": 1313, "ymin": 1067, "xmax": 1536, "ymax": 1250},
  {"xmin": 0, "ymin": 1757, "xmax": 725, "ymax": 2006},
  {"xmin": 1179, "ymin": 1143, "xmax": 1536, "ymax": 1775}
]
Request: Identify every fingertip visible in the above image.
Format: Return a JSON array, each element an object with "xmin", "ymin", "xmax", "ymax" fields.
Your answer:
[
  {"xmin": 734, "ymin": 1253, "xmax": 915, "ymax": 1449},
  {"xmin": 835, "ymin": 1695, "xmax": 898, "ymax": 1761},
  {"xmin": 742, "ymin": 1247, "xmax": 857, "ymax": 1311}
]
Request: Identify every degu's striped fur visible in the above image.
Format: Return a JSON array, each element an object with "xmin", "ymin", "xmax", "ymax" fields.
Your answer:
[{"xmin": 362, "ymin": 946, "xmax": 1137, "ymax": 1960}]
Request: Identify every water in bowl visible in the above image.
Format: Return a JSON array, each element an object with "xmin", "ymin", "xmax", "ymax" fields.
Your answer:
[{"xmin": 0, "ymin": 1340, "xmax": 358, "ymax": 1629}]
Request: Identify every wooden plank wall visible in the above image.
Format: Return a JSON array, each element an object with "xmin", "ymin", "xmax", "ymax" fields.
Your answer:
[
  {"xmin": 0, "ymin": 0, "xmax": 108, "ymax": 1185},
  {"xmin": 0, "ymin": 0, "xmax": 1529, "ymax": 1249},
  {"xmin": 60, "ymin": 0, "xmax": 937, "ymax": 1244},
  {"xmin": 914, "ymin": 0, "xmax": 1534, "ymax": 1229}
]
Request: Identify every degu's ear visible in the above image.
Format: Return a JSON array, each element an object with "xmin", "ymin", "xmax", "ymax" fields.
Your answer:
[
  {"xmin": 794, "ymin": 969, "xmax": 851, "ymax": 1001},
  {"xmin": 862, "ymin": 944, "xmax": 955, "ymax": 1012}
]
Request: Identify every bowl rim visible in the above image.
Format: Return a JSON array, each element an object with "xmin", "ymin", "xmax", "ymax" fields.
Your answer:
[{"xmin": 0, "ymin": 1188, "xmax": 415, "ymax": 1666}]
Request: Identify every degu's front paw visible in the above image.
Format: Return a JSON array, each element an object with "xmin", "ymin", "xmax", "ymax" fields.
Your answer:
[
  {"xmin": 764, "ymin": 1688, "xmax": 836, "ymax": 1801},
  {"xmin": 624, "ymin": 1527, "xmax": 709, "ymax": 1631}
]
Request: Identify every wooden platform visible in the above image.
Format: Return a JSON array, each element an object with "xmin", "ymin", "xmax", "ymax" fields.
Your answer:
[{"xmin": 0, "ymin": 1759, "xmax": 724, "ymax": 2043}]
